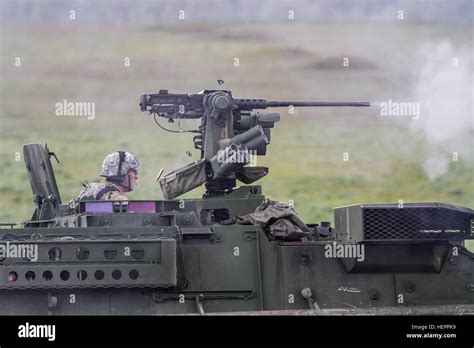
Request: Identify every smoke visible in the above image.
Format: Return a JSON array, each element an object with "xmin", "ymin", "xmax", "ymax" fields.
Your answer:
[{"xmin": 410, "ymin": 41, "xmax": 473, "ymax": 180}]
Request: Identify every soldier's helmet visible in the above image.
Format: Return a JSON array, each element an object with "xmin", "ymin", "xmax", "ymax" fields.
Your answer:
[{"xmin": 99, "ymin": 151, "xmax": 139, "ymax": 182}]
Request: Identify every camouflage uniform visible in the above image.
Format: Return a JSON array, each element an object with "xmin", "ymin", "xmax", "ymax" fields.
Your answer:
[
  {"xmin": 74, "ymin": 151, "xmax": 139, "ymax": 202},
  {"xmin": 76, "ymin": 182, "xmax": 127, "ymax": 201}
]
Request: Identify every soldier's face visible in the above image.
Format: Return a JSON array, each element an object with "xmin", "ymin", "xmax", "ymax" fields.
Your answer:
[{"xmin": 124, "ymin": 169, "xmax": 139, "ymax": 191}]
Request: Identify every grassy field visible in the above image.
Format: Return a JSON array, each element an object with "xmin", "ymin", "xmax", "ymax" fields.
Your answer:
[{"xmin": 0, "ymin": 21, "xmax": 472, "ymax": 248}]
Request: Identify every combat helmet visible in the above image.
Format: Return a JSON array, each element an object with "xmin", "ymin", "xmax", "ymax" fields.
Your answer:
[{"xmin": 99, "ymin": 151, "xmax": 139, "ymax": 182}]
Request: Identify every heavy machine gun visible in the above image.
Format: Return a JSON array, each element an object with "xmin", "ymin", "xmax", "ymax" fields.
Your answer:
[{"xmin": 139, "ymin": 89, "xmax": 370, "ymax": 198}]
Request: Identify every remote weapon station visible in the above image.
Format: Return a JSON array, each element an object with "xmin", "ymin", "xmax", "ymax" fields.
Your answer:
[{"xmin": 0, "ymin": 89, "xmax": 472, "ymax": 314}]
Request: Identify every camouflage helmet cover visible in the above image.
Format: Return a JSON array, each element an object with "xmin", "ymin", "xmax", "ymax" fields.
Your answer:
[{"xmin": 99, "ymin": 151, "xmax": 139, "ymax": 180}]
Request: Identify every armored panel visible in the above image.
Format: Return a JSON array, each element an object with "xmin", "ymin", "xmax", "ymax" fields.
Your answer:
[
  {"xmin": 335, "ymin": 203, "xmax": 474, "ymax": 242},
  {"xmin": 23, "ymin": 143, "xmax": 62, "ymax": 221},
  {"xmin": 152, "ymin": 225, "xmax": 263, "ymax": 313},
  {"xmin": 275, "ymin": 243, "xmax": 397, "ymax": 309},
  {"xmin": 0, "ymin": 238, "xmax": 176, "ymax": 289},
  {"xmin": 23, "ymin": 143, "xmax": 61, "ymax": 204}
]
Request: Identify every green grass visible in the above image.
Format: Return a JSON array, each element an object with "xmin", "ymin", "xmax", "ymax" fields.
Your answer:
[{"xmin": 0, "ymin": 22, "xmax": 472, "ymax": 249}]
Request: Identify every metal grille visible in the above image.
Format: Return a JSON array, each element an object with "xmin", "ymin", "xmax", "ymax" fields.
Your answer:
[{"xmin": 363, "ymin": 207, "xmax": 471, "ymax": 240}]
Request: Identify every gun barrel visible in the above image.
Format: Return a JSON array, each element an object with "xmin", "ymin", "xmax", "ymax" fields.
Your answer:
[
  {"xmin": 268, "ymin": 101, "xmax": 370, "ymax": 107},
  {"xmin": 233, "ymin": 99, "xmax": 370, "ymax": 109}
]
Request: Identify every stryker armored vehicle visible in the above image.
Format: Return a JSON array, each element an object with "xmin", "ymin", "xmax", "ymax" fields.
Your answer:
[{"xmin": 0, "ymin": 89, "xmax": 472, "ymax": 315}]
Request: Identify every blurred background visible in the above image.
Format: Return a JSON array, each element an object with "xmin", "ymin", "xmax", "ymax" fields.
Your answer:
[{"xmin": 0, "ymin": 1, "xmax": 472, "ymax": 238}]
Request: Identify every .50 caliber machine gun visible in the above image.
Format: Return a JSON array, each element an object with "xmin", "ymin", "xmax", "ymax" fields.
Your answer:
[{"xmin": 139, "ymin": 89, "xmax": 370, "ymax": 199}]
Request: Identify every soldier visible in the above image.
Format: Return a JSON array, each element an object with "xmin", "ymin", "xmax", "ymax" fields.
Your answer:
[{"xmin": 76, "ymin": 151, "xmax": 139, "ymax": 201}]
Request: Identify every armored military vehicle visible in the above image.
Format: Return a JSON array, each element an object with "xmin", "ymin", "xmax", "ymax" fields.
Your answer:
[{"xmin": 0, "ymin": 89, "xmax": 472, "ymax": 315}]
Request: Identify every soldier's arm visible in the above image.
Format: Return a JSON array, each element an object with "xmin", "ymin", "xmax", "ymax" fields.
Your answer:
[{"xmin": 102, "ymin": 191, "xmax": 128, "ymax": 201}]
